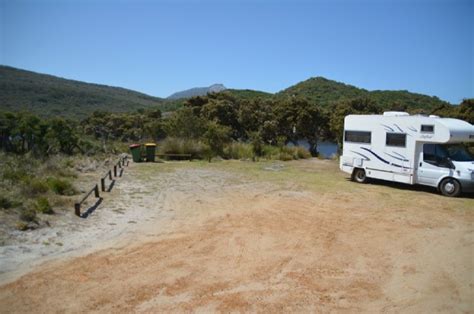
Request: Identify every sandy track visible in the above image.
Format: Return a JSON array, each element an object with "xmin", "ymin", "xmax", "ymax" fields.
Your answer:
[{"xmin": 0, "ymin": 160, "xmax": 473, "ymax": 313}]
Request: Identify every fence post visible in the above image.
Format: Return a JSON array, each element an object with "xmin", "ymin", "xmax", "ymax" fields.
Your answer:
[
  {"xmin": 94, "ymin": 184, "xmax": 100, "ymax": 198},
  {"xmin": 75, "ymin": 203, "xmax": 81, "ymax": 217},
  {"xmin": 101, "ymin": 177, "xmax": 105, "ymax": 192}
]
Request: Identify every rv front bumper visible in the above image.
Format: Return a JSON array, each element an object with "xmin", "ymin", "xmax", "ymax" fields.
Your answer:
[{"xmin": 459, "ymin": 179, "xmax": 474, "ymax": 194}]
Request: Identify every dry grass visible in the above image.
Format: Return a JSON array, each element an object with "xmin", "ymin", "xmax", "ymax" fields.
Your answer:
[{"xmin": 0, "ymin": 159, "xmax": 472, "ymax": 312}]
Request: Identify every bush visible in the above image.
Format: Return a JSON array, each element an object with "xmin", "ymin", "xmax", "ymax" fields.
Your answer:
[
  {"xmin": 0, "ymin": 196, "xmax": 12, "ymax": 209},
  {"xmin": 16, "ymin": 221, "xmax": 29, "ymax": 231},
  {"xmin": 47, "ymin": 177, "xmax": 77, "ymax": 195},
  {"xmin": 223, "ymin": 142, "xmax": 254, "ymax": 160},
  {"xmin": 203, "ymin": 121, "xmax": 231, "ymax": 157},
  {"xmin": 2, "ymin": 167, "xmax": 29, "ymax": 183},
  {"xmin": 35, "ymin": 197, "xmax": 53, "ymax": 214},
  {"xmin": 159, "ymin": 137, "xmax": 209, "ymax": 159},
  {"xmin": 25, "ymin": 178, "xmax": 50, "ymax": 195},
  {"xmin": 262, "ymin": 145, "xmax": 280, "ymax": 159},
  {"xmin": 248, "ymin": 132, "xmax": 264, "ymax": 158},
  {"xmin": 19, "ymin": 207, "xmax": 36, "ymax": 222},
  {"xmin": 278, "ymin": 152, "xmax": 294, "ymax": 161},
  {"xmin": 294, "ymin": 146, "xmax": 311, "ymax": 159}
]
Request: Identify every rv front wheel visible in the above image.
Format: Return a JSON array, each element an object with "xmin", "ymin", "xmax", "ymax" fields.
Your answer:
[
  {"xmin": 439, "ymin": 178, "xmax": 461, "ymax": 197},
  {"xmin": 352, "ymin": 168, "xmax": 367, "ymax": 183}
]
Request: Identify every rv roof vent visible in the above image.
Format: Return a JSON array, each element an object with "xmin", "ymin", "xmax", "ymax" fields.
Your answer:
[
  {"xmin": 429, "ymin": 115, "xmax": 439, "ymax": 118},
  {"xmin": 383, "ymin": 111, "xmax": 409, "ymax": 117}
]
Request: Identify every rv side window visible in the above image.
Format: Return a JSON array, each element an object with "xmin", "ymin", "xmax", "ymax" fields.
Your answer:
[
  {"xmin": 344, "ymin": 131, "xmax": 371, "ymax": 144},
  {"xmin": 386, "ymin": 133, "xmax": 406, "ymax": 147},
  {"xmin": 421, "ymin": 125, "xmax": 434, "ymax": 133},
  {"xmin": 423, "ymin": 144, "xmax": 449, "ymax": 165}
]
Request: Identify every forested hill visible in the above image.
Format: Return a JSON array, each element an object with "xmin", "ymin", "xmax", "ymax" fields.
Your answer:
[
  {"xmin": 0, "ymin": 66, "xmax": 455, "ymax": 120},
  {"xmin": 277, "ymin": 77, "xmax": 451, "ymax": 110},
  {"xmin": 0, "ymin": 66, "xmax": 164, "ymax": 118}
]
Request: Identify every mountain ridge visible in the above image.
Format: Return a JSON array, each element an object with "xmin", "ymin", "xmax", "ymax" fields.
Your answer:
[
  {"xmin": 167, "ymin": 84, "xmax": 227, "ymax": 99},
  {"xmin": 0, "ymin": 66, "xmax": 455, "ymax": 119},
  {"xmin": 276, "ymin": 76, "xmax": 451, "ymax": 109},
  {"xmin": 0, "ymin": 65, "xmax": 165, "ymax": 118}
]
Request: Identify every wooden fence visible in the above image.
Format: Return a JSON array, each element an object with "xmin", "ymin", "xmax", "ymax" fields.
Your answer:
[{"xmin": 74, "ymin": 156, "xmax": 129, "ymax": 217}]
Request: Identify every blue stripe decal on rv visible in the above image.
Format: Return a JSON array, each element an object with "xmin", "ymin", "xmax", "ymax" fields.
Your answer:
[
  {"xmin": 391, "ymin": 151, "xmax": 406, "ymax": 158},
  {"xmin": 391, "ymin": 151, "xmax": 409, "ymax": 161},
  {"xmin": 408, "ymin": 126, "xmax": 417, "ymax": 132},
  {"xmin": 381, "ymin": 124, "xmax": 394, "ymax": 132},
  {"xmin": 360, "ymin": 147, "xmax": 389, "ymax": 164},
  {"xmin": 385, "ymin": 153, "xmax": 409, "ymax": 162},
  {"xmin": 350, "ymin": 150, "xmax": 371, "ymax": 161},
  {"xmin": 394, "ymin": 123, "xmax": 404, "ymax": 132},
  {"xmin": 360, "ymin": 147, "xmax": 410, "ymax": 169}
]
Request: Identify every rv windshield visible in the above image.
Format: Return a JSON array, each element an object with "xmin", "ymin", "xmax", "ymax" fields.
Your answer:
[{"xmin": 441, "ymin": 144, "xmax": 474, "ymax": 162}]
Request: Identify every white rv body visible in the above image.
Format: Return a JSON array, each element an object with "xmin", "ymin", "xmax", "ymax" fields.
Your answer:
[{"xmin": 340, "ymin": 112, "xmax": 474, "ymax": 195}]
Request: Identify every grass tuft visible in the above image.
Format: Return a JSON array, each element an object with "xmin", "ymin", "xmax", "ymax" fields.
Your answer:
[
  {"xmin": 47, "ymin": 177, "xmax": 77, "ymax": 196},
  {"xmin": 19, "ymin": 207, "xmax": 37, "ymax": 222},
  {"xmin": 35, "ymin": 197, "xmax": 53, "ymax": 214}
]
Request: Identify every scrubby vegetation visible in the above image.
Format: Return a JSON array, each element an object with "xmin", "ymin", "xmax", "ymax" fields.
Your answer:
[
  {"xmin": 1, "ymin": 67, "xmax": 472, "ymax": 233},
  {"xmin": 0, "ymin": 153, "xmax": 78, "ymax": 222}
]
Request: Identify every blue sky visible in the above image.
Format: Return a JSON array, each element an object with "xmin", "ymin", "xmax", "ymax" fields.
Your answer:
[{"xmin": 1, "ymin": 0, "xmax": 472, "ymax": 103}]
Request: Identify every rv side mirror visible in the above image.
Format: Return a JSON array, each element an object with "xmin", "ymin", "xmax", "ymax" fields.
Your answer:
[{"xmin": 446, "ymin": 157, "xmax": 455, "ymax": 169}]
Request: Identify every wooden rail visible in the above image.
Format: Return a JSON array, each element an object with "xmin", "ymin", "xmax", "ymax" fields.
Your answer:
[
  {"xmin": 74, "ymin": 184, "xmax": 99, "ymax": 216},
  {"xmin": 74, "ymin": 156, "xmax": 128, "ymax": 217},
  {"xmin": 156, "ymin": 153, "xmax": 192, "ymax": 160}
]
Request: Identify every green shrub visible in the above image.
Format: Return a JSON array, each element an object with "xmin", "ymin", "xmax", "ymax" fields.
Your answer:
[
  {"xmin": 25, "ymin": 178, "xmax": 50, "ymax": 195},
  {"xmin": 294, "ymin": 146, "xmax": 311, "ymax": 159},
  {"xmin": 20, "ymin": 207, "xmax": 37, "ymax": 222},
  {"xmin": 223, "ymin": 142, "xmax": 254, "ymax": 160},
  {"xmin": 262, "ymin": 145, "xmax": 280, "ymax": 159},
  {"xmin": 47, "ymin": 177, "xmax": 77, "ymax": 195},
  {"xmin": 248, "ymin": 132, "xmax": 264, "ymax": 158},
  {"xmin": 35, "ymin": 197, "xmax": 53, "ymax": 214},
  {"xmin": 278, "ymin": 152, "xmax": 294, "ymax": 161},
  {"xmin": 2, "ymin": 167, "xmax": 29, "ymax": 183},
  {"xmin": 159, "ymin": 137, "xmax": 209, "ymax": 159},
  {"xmin": 203, "ymin": 121, "xmax": 231, "ymax": 157},
  {"xmin": 0, "ymin": 196, "xmax": 12, "ymax": 209}
]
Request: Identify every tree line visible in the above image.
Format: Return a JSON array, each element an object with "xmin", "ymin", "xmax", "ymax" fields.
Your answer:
[{"xmin": 1, "ymin": 96, "xmax": 472, "ymax": 157}]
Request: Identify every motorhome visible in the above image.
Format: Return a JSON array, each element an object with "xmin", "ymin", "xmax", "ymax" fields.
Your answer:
[{"xmin": 340, "ymin": 112, "xmax": 474, "ymax": 197}]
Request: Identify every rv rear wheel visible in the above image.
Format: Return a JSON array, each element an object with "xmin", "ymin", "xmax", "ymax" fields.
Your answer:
[
  {"xmin": 352, "ymin": 168, "xmax": 367, "ymax": 183},
  {"xmin": 439, "ymin": 178, "xmax": 461, "ymax": 197}
]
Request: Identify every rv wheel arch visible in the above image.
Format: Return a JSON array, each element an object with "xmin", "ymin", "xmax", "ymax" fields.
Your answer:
[
  {"xmin": 438, "ymin": 177, "xmax": 461, "ymax": 197},
  {"xmin": 352, "ymin": 168, "xmax": 368, "ymax": 183}
]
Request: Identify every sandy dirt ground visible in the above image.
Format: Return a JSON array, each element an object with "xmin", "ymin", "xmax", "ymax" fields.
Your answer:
[{"xmin": 0, "ymin": 159, "xmax": 473, "ymax": 313}]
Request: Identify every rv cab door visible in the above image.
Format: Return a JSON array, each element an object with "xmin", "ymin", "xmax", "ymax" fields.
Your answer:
[{"xmin": 416, "ymin": 144, "xmax": 452, "ymax": 187}]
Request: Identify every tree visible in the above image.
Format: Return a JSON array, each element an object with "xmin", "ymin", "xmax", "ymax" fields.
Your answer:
[
  {"xmin": 164, "ymin": 107, "xmax": 207, "ymax": 139},
  {"xmin": 248, "ymin": 131, "xmax": 264, "ymax": 159},
  {"xmin": 201, "ymin": 99, "xmax": 240, "ymax": 139},
  {"xmin": 46, "ymin": 118, "xmax": 79, "ymax": 155},
  {"xmin": 295, "ymin": 103, "xmax": 327, "ymax": 156},
  {"xmin": 203, "ymin": 121, "xmax": 231, "ymax": 160},
  {"xmin": 457, "ymin": 99, "xmax": 473, "ymax": 124}
]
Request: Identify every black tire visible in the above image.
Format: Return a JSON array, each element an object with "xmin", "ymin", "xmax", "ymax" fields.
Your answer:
[
  {"xmin": 439, "ymin": 178, "xmax": 461, "ymax": 197},
  {"xmin": 352, "ymin": 168, "xmax": 367, "ymax": 183}
]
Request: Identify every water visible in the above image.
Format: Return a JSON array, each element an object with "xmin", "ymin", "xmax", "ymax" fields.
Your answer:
[{"xmin": 288, "ymin": 140, "xmax": 339, "ymax": 159}]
